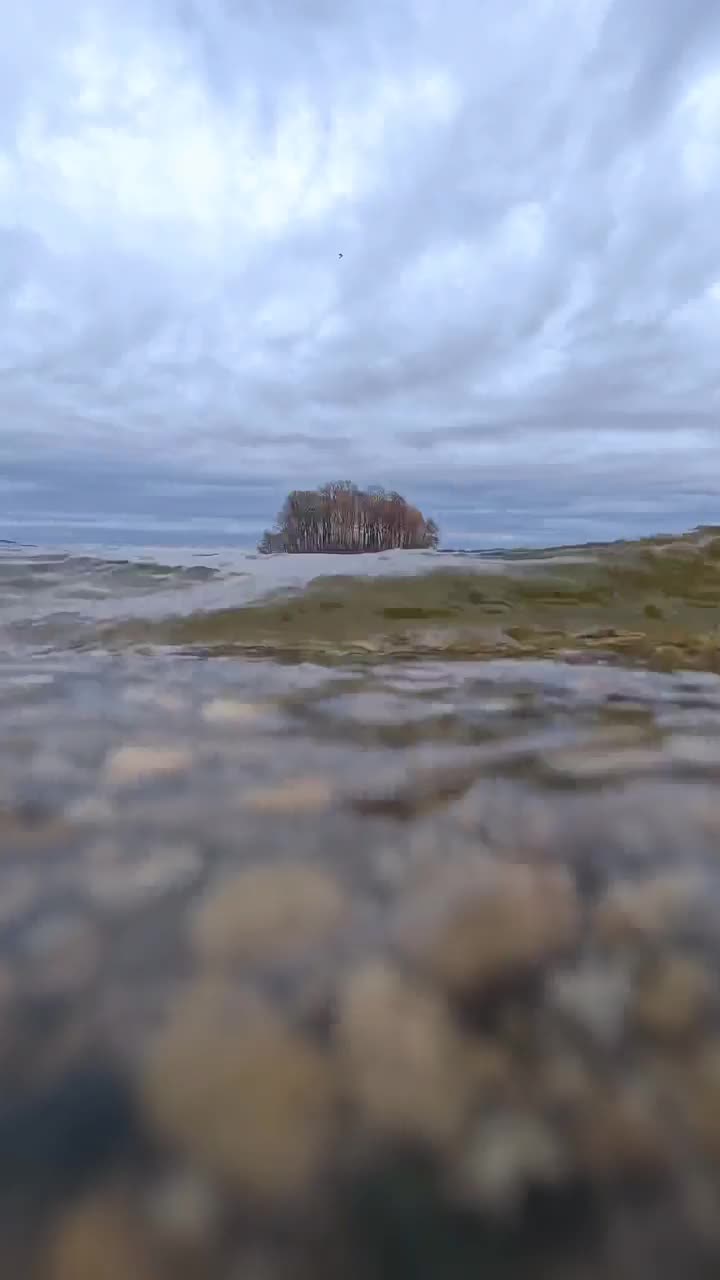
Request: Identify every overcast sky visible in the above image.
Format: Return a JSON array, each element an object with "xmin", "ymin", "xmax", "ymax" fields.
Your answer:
[{"xmin": 1, "ymin": 0, "xmax": 720, "ymax": 548}]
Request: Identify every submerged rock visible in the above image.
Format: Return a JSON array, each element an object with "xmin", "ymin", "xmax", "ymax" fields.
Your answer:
[
  {"xmin": 141, "ymin": 984, "xmax": 337, "ymax": 1202},
  {"xmin": 241, "ymin": 777, "xmax": 335, "ymax": 814},
  {"xmin": 398, "ymin": 857, "xmax": 581, "ymax": 999},
  {"xmin": 48, "ymin": 1191, "xmax": 158, "ymax": 1280},
  {"xmin": 191, "ymin": 862, "xmax": 348, "ymax": 967},
  {"xmin": 336, "ymin": 963, "xmax": 472, "ymax": 1147},
  {"xmin": 632, "ymin": 953, "xmax": 713, "ymax": 1041},
  {"xmin": 594, "ymin": 872, "xmax": 706, "ymax": 949},
  {"xmin": 103, "ymin": 745, "xmax": 193, "ymax": 787}
]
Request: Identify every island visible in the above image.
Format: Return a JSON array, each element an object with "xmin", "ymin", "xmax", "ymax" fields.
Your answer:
[{"xmin": 258, "ymin": 482, "xmax": 439, "ymax": 553}]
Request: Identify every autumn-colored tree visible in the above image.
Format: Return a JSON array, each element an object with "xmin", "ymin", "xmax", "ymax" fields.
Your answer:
[{"xmin": 258, "ymin": 483, "xmax": 439, "ymax": 553}]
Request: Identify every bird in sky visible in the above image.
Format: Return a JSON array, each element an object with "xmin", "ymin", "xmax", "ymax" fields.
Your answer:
[{"xmin": 338, "ymin": 252, "xmax": 343, "ymax": 258}]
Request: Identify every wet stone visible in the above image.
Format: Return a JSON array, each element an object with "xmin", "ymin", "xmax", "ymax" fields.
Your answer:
[
  {"xmin": 141, "ymin": 984, "xmax": 337, "ymax": 1201},
  {"xmin": 241, "ymin": 776, "xmax": 334, "ymax": 814},
  {"xmin": 539, "ymin": 1053, "xmax": 596, "ymax": 1115},
  {"xmin": 48, "ymin": 1191, "xmax": 158, "ymax": 1280},
  {"xmin": 191, "ymin": 862, "xmax": 348, "ymax": 967},
  {"xmin": 143, "ymin": 1165, "xmax": 221, "ymax": 1247},
  {"xmin": 548, "ymin": 964, "xmax": 632, "ymax": 1048},
  {"xmin": 683, "ymin": 1042, "xmax": 720, "ymax": 1160},
  {"xmin": 399, "ymin": 856, "xmax": 581, "ymax": 1000},
  {"xmin": 540, "ymin": 743, "xmax": 665, "ymax": 782},
  {"xmin": 453, "ymin": 1110, "xmax": 569, "ymax": 1214},
  {"xmin": 594, "ymin": 872, "xmax": 706, "ymax": 949},
  {"xmin": 632, "ymin": 954, "xmax": 713, "ymax": 1041},
  {"xmin": 103, "ymin": 745, "xmax": 194, "ymax": 787},
  {"xmin": 573, "ymin": 1086, "xmax": 671, "ymax": 1182},
  {"xmin": 336, "ymin": 963, "xmax": 472, "ymax": 1147},
  {"xmin": 464, "ymin": 1038, "xmax": 517, "ymax": 1102},
  {"xmin": 201, "ymin": 697, "xmax": 270, "ymax": 725}
]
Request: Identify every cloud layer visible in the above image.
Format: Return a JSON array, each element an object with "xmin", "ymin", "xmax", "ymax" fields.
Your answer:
[{"xmin": 1, "ymin": 0, "xmax": 720, "ymax": 545}]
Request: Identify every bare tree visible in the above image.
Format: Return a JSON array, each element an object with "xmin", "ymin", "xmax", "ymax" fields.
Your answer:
[{"xmin": 258, "ymin": 483, "xmax": 439, "ymax": 554}]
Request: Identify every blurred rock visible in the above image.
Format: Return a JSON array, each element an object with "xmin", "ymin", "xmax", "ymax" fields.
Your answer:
[
  {"xmin": 548, "ymin": 964, "xmax": 631, "ymax": 1047},
  {"xmin": 453, "ymin": 1110, "xmax": 568, "ymax": 1213},
  {"xmin": 144, "ymin": 1165, "xmax": 221, "ymax": 1247},
  {"xmin": 399, "ymin": 857, "xmax": 580, "ymax": 998},
  {"xmin": 633, "ymin": 954, "xmax": 712, "ymax": 1041},
  {"xmin": 141, "ymin": 984, "xmax": 337, "ymax": 1201},
  {"xmin": 336, "ymin": 963, "xmax": 472, "ymax": 1146},
  {"xmin": 241, "ymin": 777, "xmax": 334, "ymax": 814},
  {"xmin": 104, "ymin": 745, "xmax": 193, "ymax": 787},
  {"xmin": 595, "ymin": 873, "xmax": 705, "ymax": 949},
  {"xmin": 49, "ymin": 1192, "xmax": 157, "ymax": 1280},
  {"xmin": 192, "ymin": 862, "xmax": 348, "ymax": 966}
]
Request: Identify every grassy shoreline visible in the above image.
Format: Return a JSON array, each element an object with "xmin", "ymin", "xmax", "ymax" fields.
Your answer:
[{"xmin": 104, "ymin": 526, "xmax": 720, "ymax": 671}]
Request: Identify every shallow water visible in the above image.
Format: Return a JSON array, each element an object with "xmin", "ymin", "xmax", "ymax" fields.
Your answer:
[
  {"xmin": 1, "ymin": 530, "xmax": 720, "ymax": 1278},
  {"xmin": 0, "ymin": 543, "xmax": 443, "ymax": 635}
]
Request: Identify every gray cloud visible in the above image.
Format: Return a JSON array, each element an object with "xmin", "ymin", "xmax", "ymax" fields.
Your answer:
[{"xmin": 1, "ymin": 0, "xmax": 720, "ymax": 545}]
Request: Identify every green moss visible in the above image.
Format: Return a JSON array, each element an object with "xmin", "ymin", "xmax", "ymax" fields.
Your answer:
[
  {"xmin": 101, "ymin": 526, "xmax": 720, "ymax": 673},
  {"xmin": 382, "ymin": 607, "xmax": 457, "ymax": 621}
]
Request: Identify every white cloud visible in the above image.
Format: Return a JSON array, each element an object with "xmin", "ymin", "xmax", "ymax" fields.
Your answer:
[{"xmin": 1, "ymin": 0, "xmax": 720, "ymax": 544}]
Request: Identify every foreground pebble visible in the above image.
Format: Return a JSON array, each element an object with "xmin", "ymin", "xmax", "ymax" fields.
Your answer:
[
  {"xmin": 632, "ymin": 953, "xmax": 712, "ymax": 1040},
  {"xmin": 399, "ymin": 857, "xmax": 581, "ymax": 998},
  {"xmin": 49, "ymin": 1193, "xmax": 158, "ymax": 1280},
  {"xmin": 241, "ymin": 777, "xmax": 335, "ymax": 814},
  {"xmin": 594, "ymin": 872, "xmax": 705, "ymax": 948},
  {"xmin": 191, "ymin": 862, "xmax": 348, "ymax": 966},
  {"xmin": 141, "ymin": 985, "xmax": 337, "ymax": 1201},
  {"xmin": 200, "ymin": 697, "xmax": 270, "ymax": 724},
  {"xmin": 103, "ymin": 745, "xmax": 193, "ymax": 787},
  {"xmin": 337, "ymin": 963, "xmax": 472, "ymax": 1146},
  {"xmin": 454, "ymin": 1111, "xmax": 569, "ymax": 1212}
]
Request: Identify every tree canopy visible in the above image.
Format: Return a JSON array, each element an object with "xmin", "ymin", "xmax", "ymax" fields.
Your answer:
[{"xmin": 258, "ymin": 482, "xmax": 439, "ymax": 554}]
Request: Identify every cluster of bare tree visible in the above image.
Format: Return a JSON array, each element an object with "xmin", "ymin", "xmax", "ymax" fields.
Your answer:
[{"xmin": 258, "ymin": 482, "xmax": 439, "ymax": 554}]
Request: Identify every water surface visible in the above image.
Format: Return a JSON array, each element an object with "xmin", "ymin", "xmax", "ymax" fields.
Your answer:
[{"xmin": 1, "ymin": 529, "xmax": 720, "ymax": 1279}]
